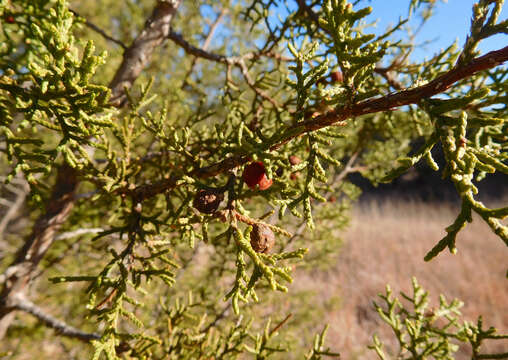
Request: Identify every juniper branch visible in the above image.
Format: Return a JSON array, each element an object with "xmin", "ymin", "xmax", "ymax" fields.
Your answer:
[
  {"xmin": 125, "ymin": 45, "xmax": 508, "ymax": 201},
  {"xmin": 293, "ymin": 45, "xmax": 508, "ymax": 133},
  {"xmin": 168, "ymin": 30, "xmax": 286, "ymax": 106},
  {"xmin": 11, "ymin": 294, "xmax": 100, "ymax": 342},
  {"xmin": 167, "ymin": 31, "xmax": 291, "ymax": 65},
  {"xmin": 0, "ymin": 0, "xmax": 183, "ymax": 339}
]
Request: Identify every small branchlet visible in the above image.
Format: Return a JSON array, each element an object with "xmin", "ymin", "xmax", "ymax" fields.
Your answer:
[
  {"xmin": 369, "ymin": 277, "xmax": 507, "ymax": 359},
  {"xmin": 225, "ymin": 226, "xmax": 307, "ymax": 314}
]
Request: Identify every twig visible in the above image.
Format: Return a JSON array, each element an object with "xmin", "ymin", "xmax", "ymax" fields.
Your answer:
[
  {"xmin": 168, "ymin": 30, "xmax": 230, "ymax": 63},
  {"xmin": 237, "ymin": 58, "xmax": 282, "ymax": 108},
  {"xmin": 95, "ymin": 288, "xmax": 118, "ymax": 311},
  {"xmin": 270, "ymin": 313, "xmax": 292, "ymax": 336},
  {"xmin": 374, "ymin": 67, "xmax": 404, "ymax": 90},
  {"xmin": 167, "ymin": 30, "xmax": 287, "ymax": 107},
  {"xmin": 203, "ymin": 303, "xmax": 231, "ymax": 332},
  {"xmin": 55, "ymin": 228, "xmax": 104, "ymax": 241},
  {"xmin": 181, "ymin": 8, "xmax": 228, "ymax": 89},
  {"xmin": 70, "ymin": 9, "xmax": 127, "ymax": 49},
  {"xmin": 227, "ymin": 210, "xmax": 293, "ymax": 237},
  {"xmin": 296, "ymin": 0, "xmax": 321, "ymax": 27},
  {"xmin": 11, "ymin": 293, "xmax": 100, "ymax": 342},
  {"xmin": 334, "ymin": 152, "xmax": 361, "ymax": 184},
  {"xmin": 168, "ymin": 31, "xmax": 291, "ymax": 65},
  {"xmin": 284, "ymin": 221, "xmax": 308, "ymax": 248}
]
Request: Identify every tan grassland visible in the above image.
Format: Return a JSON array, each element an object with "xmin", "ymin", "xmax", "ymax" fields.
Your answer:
[{"xmin": 293, "ymin": 199, "xmax": 508, "ymax": 359}]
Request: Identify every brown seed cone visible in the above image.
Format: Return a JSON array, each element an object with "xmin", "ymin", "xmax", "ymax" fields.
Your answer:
[
  {"xmin": 193, "ymin": 189, "xmax": 224, "ymax": 214},
  {"xmin": 250, "ymin": 223, "xmax": 275, "ymax": 253},
  {"xmin": 330, "ymin": 70, "xmax": 343, "ymax": 83},
  {"xmin": 290, "ymin": 172, "xmax": 300, "ymax": 180},
  {"xmin": 289, "ymin": 155, "xmax": 301, "ymax": 165}
]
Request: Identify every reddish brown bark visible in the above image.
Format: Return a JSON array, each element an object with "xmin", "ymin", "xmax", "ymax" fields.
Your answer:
[
  {"xmin": 0, "ymin": 165, "xmax": 77, "ymax": 337},
  {"xmin": 124, "ymin": 45, "xmax": 508, "ymax": 201}
]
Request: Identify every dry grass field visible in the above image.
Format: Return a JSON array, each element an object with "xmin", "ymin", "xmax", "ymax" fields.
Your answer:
[{"xmin": 293, "ymin": 199, "xmax": 508, "ymax": 359}]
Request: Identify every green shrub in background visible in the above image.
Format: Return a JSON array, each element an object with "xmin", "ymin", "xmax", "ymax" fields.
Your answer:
[{"xmin": 0, "ymin": 0, "xmax": 506, "ymax": 358}]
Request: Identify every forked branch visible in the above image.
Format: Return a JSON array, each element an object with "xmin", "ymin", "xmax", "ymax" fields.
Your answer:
[{"xmin": 127, "ymin": 45, "xmax": 508, "ymax": 200}]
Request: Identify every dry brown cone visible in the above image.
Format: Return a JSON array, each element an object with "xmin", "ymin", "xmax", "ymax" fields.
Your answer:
[
  {"xmin": 193, "ymin": 189, "xmax": 224, "ymax": 214},
  {"xmin": 250, "ymin": 223, "xmax": 275, "ymax": 253}
]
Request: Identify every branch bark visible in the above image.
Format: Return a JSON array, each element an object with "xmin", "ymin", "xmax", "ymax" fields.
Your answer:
[
  {"xmin": 0, "ymin": 164, "xmax": 78, "ymax": 338},
  {"xmin": 109, "ymin": 0, "xmax": 182, "ymax": 106},
  {"xmin": 0, "ymin": 0, "xmax": 182, "ymax": 340},
  {"xmin": 69, "ymin": 9, "xmax": 127, "ymax": 49}
]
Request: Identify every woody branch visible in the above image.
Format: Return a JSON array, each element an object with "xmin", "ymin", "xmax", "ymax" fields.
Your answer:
[{"xmin": 124, "ymin": 45, "xmax": 508, "ymax": 201}]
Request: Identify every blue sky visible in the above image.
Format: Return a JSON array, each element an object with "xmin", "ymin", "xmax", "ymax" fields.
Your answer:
[
  {"xmin": 366, "ymin": 0, "xmax": 507, "ymax": 60},
  {"xmin": 200, "ymin": 2, "xmax": 507, "ymax": 61}
]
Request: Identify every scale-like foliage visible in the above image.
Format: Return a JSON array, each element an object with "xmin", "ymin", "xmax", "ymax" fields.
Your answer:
[
  {"xmin": 0, "ymin": 0, "xmax": 506, "ymax": 358},
  {"xmin": 0, "ymin": 0, "xmax": 112, "ymax": 201},
  {"xmin": 370, "ymin": 278, "xmax": 508, "ymax": 359}
]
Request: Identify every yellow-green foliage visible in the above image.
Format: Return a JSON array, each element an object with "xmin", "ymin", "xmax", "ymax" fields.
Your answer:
[{"xmin": 0, "ymin": 0, "xmax": 506, "ymax": 358}]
